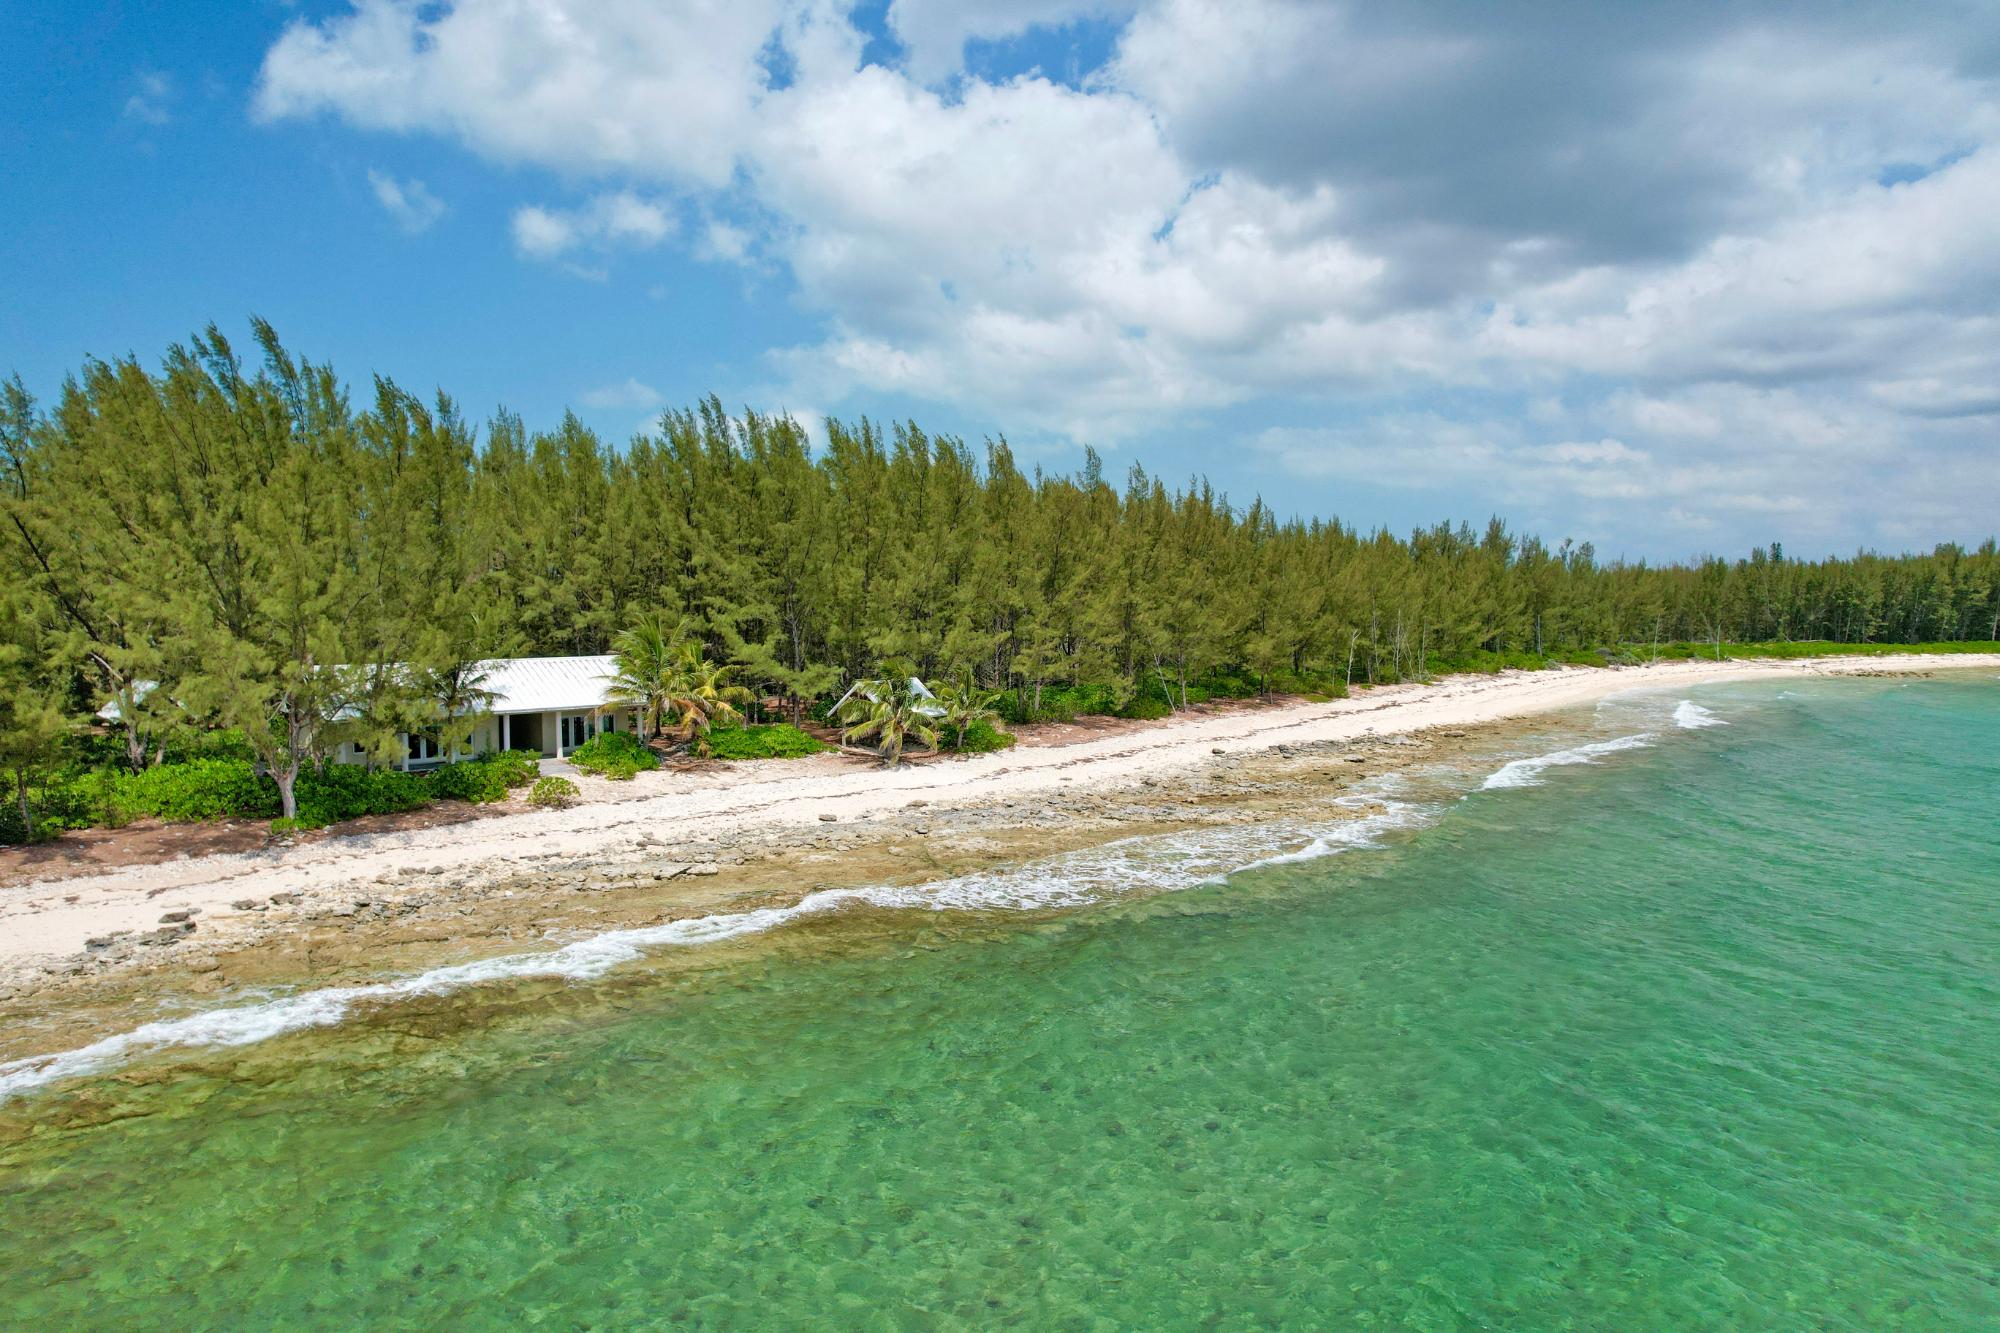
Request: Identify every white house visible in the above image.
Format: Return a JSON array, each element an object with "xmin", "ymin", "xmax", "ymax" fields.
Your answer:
[{"xmin": 333, "ymin": 655, "xmax": 637, "ymax": 770}]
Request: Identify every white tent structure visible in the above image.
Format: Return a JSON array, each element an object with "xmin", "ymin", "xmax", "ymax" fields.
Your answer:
[{"xmin": 828, "ymin": 676, "xmax": 947, "ymax": 719}]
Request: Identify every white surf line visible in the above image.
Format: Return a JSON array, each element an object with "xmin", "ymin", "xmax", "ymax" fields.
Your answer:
[
  {"xmin": 1480, "ymin": 733, "xmax": 1657, "ymax": 791},
  {"xmin": 1672, "ymin": 700, "xmax": 1729, "ymax": 729},
  {"xmin": 0, "ymin": 804, "xmax": 1429, "ymax": 1103}
]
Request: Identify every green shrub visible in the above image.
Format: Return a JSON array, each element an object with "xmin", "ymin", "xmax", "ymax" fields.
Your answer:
[
  {"xmin": 568, "ymin": 731, "xmax": 659, "ymax": 777},
  {"xmin": 941, "ymin": 718, "xmax": 1016, "ymax": 753},
  {"xmin": 291, "ymin": 766, "xmax": 431, "ymax": 829},
  {"xmin": 110, "ymin": 759, "xmax": 279, "ymax": 823},
  {"xmin": 529, "ymin": 775, "xmax": 579, "ymax": 807},
  {"xmin": 1115, "ymin": 696, "xmax": 1172, "ymax": 720},
  {"xmin": 482, "ymin": 748, "xmax": 543, "ymax": 788},
  {"xmin": 703, "ymin": 724, "xmax": 830, "ymax": 760}
]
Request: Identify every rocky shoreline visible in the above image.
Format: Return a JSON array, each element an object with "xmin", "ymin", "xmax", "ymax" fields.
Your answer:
[{"xmin": 0, "ymin": 727, "xmax": 1466, "ymax": 1067}]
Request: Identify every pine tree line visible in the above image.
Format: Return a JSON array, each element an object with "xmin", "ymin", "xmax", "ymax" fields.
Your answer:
[{"xmin": 3, "ymin": 324, "xmax": 1997, "ymax": 815}]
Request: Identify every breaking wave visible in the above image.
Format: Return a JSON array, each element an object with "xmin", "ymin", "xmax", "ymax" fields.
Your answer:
[
  {"xmin": 0, "ymin": 803, "xmax": 1428, "ymax": 1102},
  {"xmin": 1481, "ymin": 734, "xmax": 1656, "ymax": 790},
  {"xmin": 1673, "ymin": 700, "xmax": 1728, "ymax": 730}
]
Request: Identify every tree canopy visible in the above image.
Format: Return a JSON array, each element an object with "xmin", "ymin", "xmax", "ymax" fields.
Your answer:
[{"xmin": 3, "ymin": 322, "xmax": 1996, "ymax": 808}]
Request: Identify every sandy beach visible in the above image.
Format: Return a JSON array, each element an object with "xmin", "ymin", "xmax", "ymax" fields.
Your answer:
[{"xmin": 2, "ymin": 653, "xmax": 1995, "ymax": 1062}]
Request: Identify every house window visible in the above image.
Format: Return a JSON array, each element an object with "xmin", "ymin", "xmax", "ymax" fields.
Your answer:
[{"xmin": 405, "ymin": 733, "xmax": 443, "ymax": 763}]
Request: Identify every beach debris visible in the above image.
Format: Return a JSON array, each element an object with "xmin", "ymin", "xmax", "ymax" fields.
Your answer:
[
  {"xmin": 268, "ymin": 892, "xmax": 303, "ymax": 906},
  {"xmin": 818, "ymin": 812, "xmax": 839, "ymax": 821},
  {"xmin": 232, "ymin": 898, "xmax": 267, "ymax": 911},
  {"xmin": 1212, "ymin": 747, "xmax": 1226, "ymax": 754},
  {"xmin": 158, "ymin": 908, "xmax": 198, "ymax": 924}
]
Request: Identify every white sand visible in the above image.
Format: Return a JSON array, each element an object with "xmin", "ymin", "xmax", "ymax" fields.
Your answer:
[{"xmin": 4, "ymin": 653, "xmax": 1995, "ymax": 976}]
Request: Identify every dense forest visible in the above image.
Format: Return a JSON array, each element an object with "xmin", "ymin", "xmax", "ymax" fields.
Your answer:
[{"xmin": 3, "ymin": 322, "xmax": 1997, "ymax": 830}]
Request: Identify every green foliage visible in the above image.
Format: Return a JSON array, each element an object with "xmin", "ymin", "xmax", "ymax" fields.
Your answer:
[
  {"xmin": 0, "ymin": 324, "xmax": 1997, "ymax": 837},
  {"xmin": 479, "ymin": 749, "xmax": 543, "ymax": 789},
  {"xmin": 941, "ymin": 718, "xmax": 1016, "ymax": 753},
  {"xmin": 290, "ymin": 766, "xmax": 431, "ymax": 830},
  {"xmin": 703, "ymin": 723, "xmax": 831, "ymax": 760},
  {"xmin": 110, "ymin": 759, "xmax": 279, "ymax": 823},
  {"xmin": 529, "ymin": 775, "xmax": 579, "ymax": 807},
  {"xmin": 836, "ymin": 673, "xmax": 941, "ymax": 765},
  {"xmin": 567, "ymin": 731, "xmax": 660, "ymax": 779}
]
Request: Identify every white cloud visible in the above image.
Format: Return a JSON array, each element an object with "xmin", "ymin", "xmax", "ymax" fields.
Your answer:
[
  {"xmin": 511, "ymin": 192, "xmax": 673, "ymax": 261},
  {"xmin": 579, "ymin": 377, "xmax": 663, "ymax": 410},
  {"xmin": 253, "ymin": 0, "xmax": 2000, "ymax": 550},
  {"xmin": 123, "ymin": 71, "xmax": 172, "ymax": 125},
  {"xmin": 367, "ymin": 169, "xmax": 446, "ymax": 233}
]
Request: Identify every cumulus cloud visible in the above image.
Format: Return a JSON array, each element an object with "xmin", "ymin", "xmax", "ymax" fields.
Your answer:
[
  {"xmin": 253, "ymin": 0, "xmax": 2000, "ymax": 552},
  {"xmin": 367, "ymin": 169, "xmax": 446, "ymax": 233},
  {"xmin": 511, "ymin": 192, "xmax": 673, "ymax": 261}
]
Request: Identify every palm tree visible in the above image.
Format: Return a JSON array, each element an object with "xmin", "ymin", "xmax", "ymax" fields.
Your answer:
[
  {"xmin": 836, "ymin": 674, "xmax": 939, "ymax": 766},
  {"xmin": 606, "ymin": 613, "xmax": 683, "ymax": 740},
  {"xmin": 934, "ymin": 670, "xmax": 1001, "ymax": 749},
  {"xmin": 424, "ymin": 659, "xmax": 498, "ymax": 761},
  {"xmin": 662, "ymin": 642, "xmax": 752, "ymax": 754}
]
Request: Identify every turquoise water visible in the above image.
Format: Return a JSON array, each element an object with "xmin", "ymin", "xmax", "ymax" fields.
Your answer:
[{"xmin": 4, "ymin": 676, "xmax": 1999, "ymax": 1328}]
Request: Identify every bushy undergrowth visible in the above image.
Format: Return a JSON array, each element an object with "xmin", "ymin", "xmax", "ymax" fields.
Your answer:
[
  {"xmin": 289, "ymin": 766, "xmax": 431, "ymax": 830},
  {"xmin": 1632, "ymin": 639, "xmax": 2000, "ymax": 663},
  {"xmin": 0, "ymin": 746, "xmax": 547, "ymax": 843},
  {"xmin": 428, "ymin": 749, "xmax": 541, "ymax": 803},
  {"xmin": 703, "ymin": 724, "xmax": 830, "ymax": 760},
  {"xmin": 529, "ymin": 775, "xmax": 579, "ymax": 807},
  {"xmin": 567, "ymin": 731, "xmax": 659, "ymax": 780},
  {"xmin": 998, "ymin": 666, "xmax": 1349, "ymax": 724},
  {"xmin": 939, "ymin": 719, "xmax": 1016, "ymax": 753}
]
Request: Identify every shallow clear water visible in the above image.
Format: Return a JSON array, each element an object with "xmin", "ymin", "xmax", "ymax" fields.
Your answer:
[{"xmin": 4, "ymin": 676, "xmax": 1998, "ymax": 1328}]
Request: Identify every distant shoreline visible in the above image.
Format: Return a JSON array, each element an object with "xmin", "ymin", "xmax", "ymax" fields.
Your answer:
[{"xmin": 1, "ymin": 652, "xmax": 1995, "ymax": 1069}]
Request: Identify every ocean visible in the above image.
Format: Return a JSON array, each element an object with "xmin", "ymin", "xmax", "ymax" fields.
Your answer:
[{"xmin": 3, "ymin": 673, "xmax": 1997, "ymax": 1328}]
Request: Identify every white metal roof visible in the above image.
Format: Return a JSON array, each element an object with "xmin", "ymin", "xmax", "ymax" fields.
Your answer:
[
  {"xmin": 480, "ymin": 656, "xmax": 619, "ymax": 714},
  {"xmin": 97, "ymin": 657, "xmax": 621, "ymax": 721}
]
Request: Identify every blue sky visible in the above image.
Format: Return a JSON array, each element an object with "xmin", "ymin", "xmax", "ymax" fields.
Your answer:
[{"xmin": 4, "ymin": 1, "xmax": 1998, "ymax": 561}]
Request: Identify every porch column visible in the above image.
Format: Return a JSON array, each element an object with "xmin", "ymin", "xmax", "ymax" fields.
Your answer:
[
  {"xmin": 554, "ymin": 711, "xmax": 564, "ymax": 759},
  {"xmin": 501, "ymin": 713, "xmax": 511, "ymax": 751}
]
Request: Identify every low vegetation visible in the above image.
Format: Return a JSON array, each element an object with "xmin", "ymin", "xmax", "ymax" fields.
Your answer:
[
  {"xmin": 0, "ymin": 742, "xmax": 541, "ymax": 843},
  {"xmin": 528, "ymin": 776, "xmax": 578, "ymax": 808},
  {"xmin": 702, "ymin": 724, "xmax": 829, "ymax": 760},
  {"xmin": 565, "ymin": 731, "xmax": 659, "ymax": 781}
]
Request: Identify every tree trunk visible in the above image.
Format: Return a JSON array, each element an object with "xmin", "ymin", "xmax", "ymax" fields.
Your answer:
[
  {"xmin": 14, "ymin": 769, "xmax": 30, "ymax": 839},
  {"xmin": 274, "ymin": 764, "xmax": 298, "ymax": 822}
]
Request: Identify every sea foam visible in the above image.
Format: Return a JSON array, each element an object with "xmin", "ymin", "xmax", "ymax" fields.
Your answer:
[
  {"xmin": 0, "ymin": 804, "xmax": 1426, "ymax": 1102},
  {"xmin": 1480, "ymin": 733, "xmax": 1655, "ymax": 790},
  {"xmin": 1672, "ymin": 700, "xmax": 1728, "ymax": 730}
]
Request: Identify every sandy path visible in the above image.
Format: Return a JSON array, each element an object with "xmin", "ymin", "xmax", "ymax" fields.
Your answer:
[{"xmin": 4, "ymin": 654, "xmax": 1995, "ymax": 974}]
